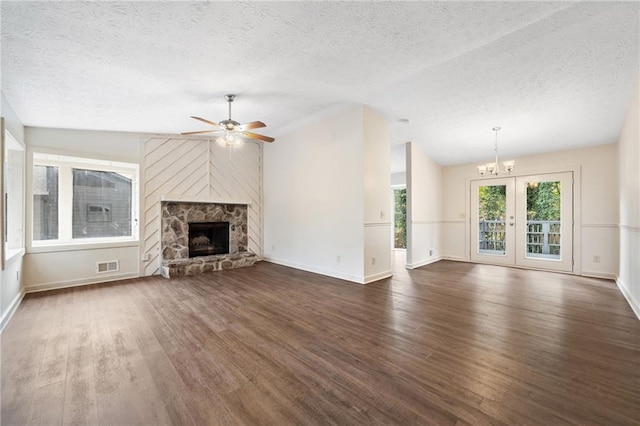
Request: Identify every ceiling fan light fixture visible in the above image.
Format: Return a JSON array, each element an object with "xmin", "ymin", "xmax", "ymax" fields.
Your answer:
[{"xmin": 216, "ymin": 130, "xmax": 243, "ymax": 148}]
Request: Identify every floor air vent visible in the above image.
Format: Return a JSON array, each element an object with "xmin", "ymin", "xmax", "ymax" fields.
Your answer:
[{"xmin": 96, "ymin": 260, "xmax": 119, "ymax": 274}]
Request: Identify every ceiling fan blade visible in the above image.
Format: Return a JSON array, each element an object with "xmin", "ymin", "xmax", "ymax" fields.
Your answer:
[
  {"xmin": 181, "ymin": 129, "xmax": 219, "ymax": 135},
  {"xmin": 237, "ymin": 121, "xmax": 266, "ymax": 131},
  {"xmin": 190, "ymin": 116, "xmax": 220, "ymax": 128},
  {"xmin": 240, "ymin": 131, "xmax": 275, "ymax": 143}
]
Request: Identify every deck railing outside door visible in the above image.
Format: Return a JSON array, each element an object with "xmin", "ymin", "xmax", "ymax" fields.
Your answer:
[{"xmin": 478, "ymin": 220, "xmax": 561, "ymax": 258}]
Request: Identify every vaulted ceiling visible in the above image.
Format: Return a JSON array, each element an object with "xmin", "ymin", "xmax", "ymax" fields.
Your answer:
[{"xmin": 2, "ymin": 1, "xmax": 638, "ymax": 166}]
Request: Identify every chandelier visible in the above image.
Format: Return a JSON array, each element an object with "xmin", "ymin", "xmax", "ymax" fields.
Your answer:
[{"xmin": 477, "ymin": 126, "xmax": 515, "ymax": 176}]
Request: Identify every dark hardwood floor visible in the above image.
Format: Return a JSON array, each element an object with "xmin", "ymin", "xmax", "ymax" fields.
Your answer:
[{"xmin": 2, "ymin": 253, "xmax": 639, "ymax": 425}]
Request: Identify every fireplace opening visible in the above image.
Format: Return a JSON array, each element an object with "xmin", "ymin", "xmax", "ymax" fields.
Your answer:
[{"xmin": 188, "ymin": 222, "xmax": 229, "ymax": 258}]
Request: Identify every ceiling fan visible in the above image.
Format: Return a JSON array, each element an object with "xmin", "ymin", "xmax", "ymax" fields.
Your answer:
[{"xmin": 181, "ymin": 94, "xmax": 275, "ymax": 146}]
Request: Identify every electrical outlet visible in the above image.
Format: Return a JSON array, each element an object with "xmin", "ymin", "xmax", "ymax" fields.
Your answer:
[
  {"xmin": 593, "ymin": 255, "xmax": 601, "ymax": 263},
  {"xmin": 272, "ymin": 245, "xmax": 275, "ymax": 251},
  {"xmin": 337, "ymin": 255, "xmax": 341, "ymax": 263},
  {"xmin": 372, "ymin": 257, "xmax": 376, "ymax": 265},
  {"xmin": 380, "ymin": 210, "xmax": 385, "ymax": 219},
  {"xmin": 16, "ymin": 271, "xmax": 19, "ymax": 281},
  {"xmin": 429, "ymin": 248, "xmax": 434, "ymax": 256}
]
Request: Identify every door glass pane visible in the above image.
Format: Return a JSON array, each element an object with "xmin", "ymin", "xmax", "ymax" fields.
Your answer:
[
  {"xmin": 478, "ymin": 185, "xmax": 506, "ymax": 255},
  {"xmin": 526, "ymin": 181, "xmax": 561, "ymax": 260}
]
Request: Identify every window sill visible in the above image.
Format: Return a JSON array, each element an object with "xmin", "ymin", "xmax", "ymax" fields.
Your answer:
[
  {"xmin": 5, "ymin": 248, "xmax": 25, "ymax": 264},
  {"xmin": 27, "ymin": 239, "xmax": 139, "ymax": 254}
]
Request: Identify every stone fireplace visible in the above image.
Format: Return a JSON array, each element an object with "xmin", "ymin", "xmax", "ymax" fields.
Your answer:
[{"xmin": 160, "ymin": 201, "xmax": 257, "ymax": 278}]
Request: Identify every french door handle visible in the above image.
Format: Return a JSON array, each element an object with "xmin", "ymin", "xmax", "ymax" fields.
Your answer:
[{"xmin": 509, "ymin": 222, "xmax": 514, "ymax": 226}]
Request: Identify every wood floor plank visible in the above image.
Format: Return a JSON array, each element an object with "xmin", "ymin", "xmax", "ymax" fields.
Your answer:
[
  {"xmin": 1, "ymin": 291, "xmax": 62, "ymax": 425},
  {"xmin": 62, "ymin": 323, "xmax": 98, "ymax": 426},
  {"xmin": 2, "ymin": 253, "xmax": 640, "ymax": 425},
  {"xmin": 25, "ymin": 380, "xmax": 65, "ymax": 425}
]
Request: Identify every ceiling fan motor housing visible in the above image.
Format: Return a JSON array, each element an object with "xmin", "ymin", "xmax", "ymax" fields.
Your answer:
[{"xmin": 219, "ymin": 119, "xmax": 241, "ymax": 130}]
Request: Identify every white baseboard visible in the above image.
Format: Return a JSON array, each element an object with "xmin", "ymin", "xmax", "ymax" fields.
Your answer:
[
  {"xmin": 0, "ymin": 289, "xmax": 25, "ymax": 333},
  {"xmin": 262, "ymin": 256, "xmax": 365, "ymax": 284},
  {"xmin": 25, "ymin": 272, "xmax": 140, "ymax": 294},
  {"xmin": 616, "ymin": 277, "xmax": 640, "ymax": 320},
  {"xmin": 581, "ymin": 270, "xmax": 617, "ymax": 280},
  {"xmin": 363, "ymin": 270, "xmax": 393, "ymax": 284},
  {"xmin": 440, "ymin": 255, "xmax": 467, "ymax": 262},
  {"xmin": 406, "ymin": 256, "xmax": 442, "ymax": 270}
]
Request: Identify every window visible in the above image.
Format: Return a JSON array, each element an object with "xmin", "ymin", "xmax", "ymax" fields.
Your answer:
[
  {"xmin": 32, "ymin": 153, "xmax": 139, "ymax": 246},
  {"xmin": 3, "ymin": 128, "xmax": 25, "ymax": 263}
]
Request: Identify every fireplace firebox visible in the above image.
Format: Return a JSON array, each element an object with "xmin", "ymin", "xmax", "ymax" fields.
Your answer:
[{"xmin": 188, "ymin": 222, "xmax": 230, "ymax": 258}]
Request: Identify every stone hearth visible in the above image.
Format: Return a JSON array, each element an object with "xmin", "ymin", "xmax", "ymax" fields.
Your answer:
[
  {"xmin": 161, "ymin": 252, "xmax": 257, "ymax": 278},
  {"xmin": 160, "ymin": 201, "xmax": 256, "ymax": 278}
]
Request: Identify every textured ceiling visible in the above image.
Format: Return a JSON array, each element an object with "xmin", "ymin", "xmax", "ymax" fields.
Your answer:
[{"xmin": 2, "ymin": 1, "xmax": 638, "ymax": 165}]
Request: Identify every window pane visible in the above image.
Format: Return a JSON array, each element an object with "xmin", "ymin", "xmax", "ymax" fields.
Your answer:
[
  {"xmin": 72, "ymin": 169, "xmax": 132, "ymax": 238},
  {"xmin": 478, "ymin": 184, "xmax": 506, "ymax": 255},
  {"xmin": 525, "ymin": 181, "xmax": 561, "ymax": 260},
  {"xmin": 33, "ymin": 165, "xmax": 59, "ymax": 240}
]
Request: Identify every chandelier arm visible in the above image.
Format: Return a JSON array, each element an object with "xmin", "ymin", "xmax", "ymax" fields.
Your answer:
[{"xmin": 478, "ymin": 126, "xmax": 513, "ymax": 176}]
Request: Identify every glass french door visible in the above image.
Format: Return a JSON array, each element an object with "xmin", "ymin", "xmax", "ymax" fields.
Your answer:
[
  {"xmin": 471, "ymin": 172, "xmax": 573, "ymax": 272},
  {"xmin": 471, "ymin": 178, "xmax": 515, "ymax": 266}
]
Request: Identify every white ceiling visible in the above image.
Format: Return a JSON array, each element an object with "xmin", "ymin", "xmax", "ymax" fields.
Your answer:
[{"xmin": 2, "ymin": 1, "xmax": 638, "ymax": 166}]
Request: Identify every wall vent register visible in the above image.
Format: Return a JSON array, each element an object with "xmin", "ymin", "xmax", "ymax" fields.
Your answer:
[{"xmin": 96, "ymin": 260, "xmax": 119, "ymax": 273}]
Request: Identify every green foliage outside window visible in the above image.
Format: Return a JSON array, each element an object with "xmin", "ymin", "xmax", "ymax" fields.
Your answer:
[
  {"xmin": 478, "ymin": 181, "xmax": 560, "ymax": 221},
  {"xmin": 394, "ymin": 188, "xmax": 406, "ymax": 249},
  {"xmin": 478, "ymin": 185, "xmax": 506, "ymax": 220},
  {"xmin": 526, "ymin": 181, "xmax": 561, "ymax": 220}
]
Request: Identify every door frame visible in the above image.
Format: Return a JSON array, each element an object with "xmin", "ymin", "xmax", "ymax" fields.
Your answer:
[
  {"xmin": 514, "ymin": 172, "xmax": 574, "ymax": 272},
  {"xmin": 470, "ymin": 177, "xmax": 516, "ymax": 266},
  {"xmin": 465, "ymin": 166, "xmax": 582, "ymax": 275}
]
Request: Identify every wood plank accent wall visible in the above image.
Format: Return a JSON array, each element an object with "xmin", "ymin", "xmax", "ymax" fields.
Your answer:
[{"xmin": 141, "ymin": 137, "xmax": 262, "ymax": 276}]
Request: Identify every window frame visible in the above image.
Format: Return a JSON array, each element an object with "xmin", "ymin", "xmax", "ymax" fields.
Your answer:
[
  {"xmin": 29, "ymin": 151, "xmax": 140, "ymax": 252},
  {"xmin": 2, "ymin": 122, "xmax": 26, "ymax": 268}
]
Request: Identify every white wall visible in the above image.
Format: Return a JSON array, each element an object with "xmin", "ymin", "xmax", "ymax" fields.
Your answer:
[
  {"xmin": 24, "ymin": 246, "xmax": 140, "ymax": 292},
  {"xmin": 263, "ymin": 105, "xmax": 365, "ymax": 282},
  {"xmin": 618, "ymin": 76, "xmax": 640, "ymax": 319},
  {"xmin": 26, "ymin": 127, "xmax": 140, "ymax": 162},
  {"xmin": 441, "ymin": 143, "xmax": 619, "ymax": 278},
  {"xmin": 406, "ymin": 142, "xmax": 442, "ymax": 268},
  {"xmin": 363, "ymin": 107, "xmax": 392, "ymax": 282},
  {"xmin": 391, "ymin": 172, "xmax": 406, "ymax": 187},
  {"xmin": 23, "ymin": 127, "xmax": 142, "ymax": 291},
  {"xmin": 264, "ymin": 105, "xmax": 392, "ymax": 284},
  {"xmin": 1, "ymin": 93, "xmax": 26, "ymax": 329}
]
